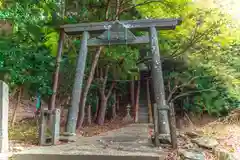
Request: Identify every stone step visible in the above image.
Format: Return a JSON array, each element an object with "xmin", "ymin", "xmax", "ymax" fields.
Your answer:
[
  {"xmin": 139, "ymin": 103, "xmax": 147, "ymax": 106},
  {"xmin": 138, "ymin": 115, "xmax": 148, "ymax": 119},
  {"xmin": 138, "ymin": 112, "xmax": 149, "ymax": 123},
  {"xmin": 138, "ymin": 101, "xmax": 149, "ymax": 123},
  {"xmin": 138, "ymin": 114, "xmax": 148, "ymax": 118},
  {"xmin": 139, "ymin": 112, "xmax": 148, "ymax": 115},
  {"xmin": 138, "ymin": 119, "xmax": 148, "ymax": 123},
  {"xmin": 139, "ymin": 104, "xmax": 147, "ymax": 107},
  {"xmin": 139, "ymin": 105, "xmax": 148, "ymax": 108},
  {"xmin": 139, "ymin": 114, "xmax": 147, "ymax": 117},
  {"xmin": 138, "ymin": 117, "xmax": 148, "ymax": 123},
  {"xmin": 14, "ymin": 153, "xmax": 166, "ymax": 160},
  {"xmin": 139, "ymin": 107, "xmax": 148, "ymax": 112},
  {"xmin": 139, "ymin": 100, "xmax": 148, "ymax": 104}
]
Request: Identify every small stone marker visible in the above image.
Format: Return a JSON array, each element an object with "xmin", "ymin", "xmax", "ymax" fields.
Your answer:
[
  {"xmin": 0, "ymin": 81, "xmax": 9, "ymax": 160},
  {"xmin": 123, "ymin": 104, "xmax": 133, "ymax": 122},
  {"xmin": 39, "ymin": 108, "xmax": 61, "ymax": 145}
]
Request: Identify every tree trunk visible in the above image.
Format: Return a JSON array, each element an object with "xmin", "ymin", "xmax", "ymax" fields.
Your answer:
[
  {"xmin": 87, "ymin": 105, "xmax": 92, "ymax": 125},
  {"xmin": 96, "ymin": 65, "xmax": 115, "ymax": 125},
  {"xmin": 97, "ymin": 98, "xmax": 107, "ymax": 125},
  {"xmin": 135, "ymin": 80, "xmax": 140, "ymax": 123},
  {"xmin": 112, "ymin": 90, "xmax": 117, "ymax": 119},
  {"xmin": 93, "ymin": 95, "xmax": 99, "ymax": 122},
  {"xmin": 76, "ymin": 47, "xmax": 103, "ymax": 129},
  {"xmin": 116, "ymin": 95, "xmax": 120, "ymax": 112},
  {"xmin": 11, "ymin": 87, "xmax": 22, "ymax": 127},
  {"xmin": 130, "ymin": 79, "xmax": 135, "ymax": 109},
  {"xmin": 10, "ymin": 87, "xmax": 19, "ymax": 98},
  {"xmin": 49, "ymin": 30, "xmax": 64, "ymax": 110}
]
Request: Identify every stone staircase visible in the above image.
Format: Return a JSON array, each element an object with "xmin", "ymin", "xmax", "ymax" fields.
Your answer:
[
  {"xmin": 138, "ymin": 99, "xmax": 149, "ymax": 123},
  {"xmin": 138, "ymin": 71, "xmax": 150, "ymax": 123}
]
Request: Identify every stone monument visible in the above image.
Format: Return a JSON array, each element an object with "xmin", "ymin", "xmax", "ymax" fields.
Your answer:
[{"xmin": 0, "ymin": 81, "xmax": 9, "ymax": 160}]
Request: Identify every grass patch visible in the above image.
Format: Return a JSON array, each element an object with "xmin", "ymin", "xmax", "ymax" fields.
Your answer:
[{"xmin": 9, "ymin": 119, "xmax": 38, "ymax": 145}]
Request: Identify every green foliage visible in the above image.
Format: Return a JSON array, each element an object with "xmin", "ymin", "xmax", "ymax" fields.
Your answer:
[
  {"xmin": 0, "ymin": 0, "xmax": 239, "ymax": 118},
  {"xmin": 0, "ymin": 0, "xmax": 60, "ymax": 96},
  {"xmin": 137, "ymin": 0, "xmax": 240, "ymax": 115},
  {"xmin": 0, "ymin": 35, "xmax": 55, "ymax": 95},
  {"xmin": 101, "ymin": 46, "xmax": 139, "ymax": 80}
]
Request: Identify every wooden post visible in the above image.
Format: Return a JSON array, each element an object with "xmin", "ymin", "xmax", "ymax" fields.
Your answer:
[
  {"xmin": 130, "ymin": 78, "xmax": 135, "ymax": 109},
  {"xmin": 66, "ymin": 31, "xmax": 89, "ymax": 134},
  {"xmin": 153, "ymin": 103, "xmax": 160, "ymax": 147},
  {"xmin": 49, "ymin": 29, "xmax": 65, "ymax": 111},
  {"xmin": 134, "ymin": 80, "xmax": 140, "ymax": 123},
  {"xmin": 149, "ymin": 26, "xmax": 170, "ymax": 136},
  {"xmin": 169, "ymin": 102, "xmax": 177, "ymax": 149},
  {"xmin": 0, "ymin": 81, "xmax": 8, "ymax": 159},
  {"xmin": 146, "ymin": 79, "xmax": 153, "ymax": 123}
]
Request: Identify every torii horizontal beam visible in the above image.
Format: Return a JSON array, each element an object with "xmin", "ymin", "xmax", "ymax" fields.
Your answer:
[
  {"xmin": 87, "ymin": 35, "xmax": 149, "ymax": 46},
  {"xmin": 61, "ymin": 18, "xmax": 182, "ymax": 35}
]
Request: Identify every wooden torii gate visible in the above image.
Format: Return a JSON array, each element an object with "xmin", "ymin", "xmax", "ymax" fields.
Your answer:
[{"xmin": 49, "ymin": 18, "xmax": 181, "ymax": 146}]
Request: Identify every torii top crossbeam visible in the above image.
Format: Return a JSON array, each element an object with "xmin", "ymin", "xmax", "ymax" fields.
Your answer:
[{"xmin": 60, "ymin": 18, "xmax": 182, "ymax": 35}]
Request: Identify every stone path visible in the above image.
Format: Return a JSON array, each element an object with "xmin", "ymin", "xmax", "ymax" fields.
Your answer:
[{"xmin": 13, "ymin": 124, "xmax": 169, "ymax": 160}]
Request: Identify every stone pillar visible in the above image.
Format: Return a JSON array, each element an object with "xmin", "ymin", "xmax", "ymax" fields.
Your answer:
[
  {"xmin": 52, "ymin": 109, "xmax": 61, "ymax": 145},
  {"xmin": 66, "ymin": 31, "xmax": 89, "ymax": 134},
  {"xmin": 39, "ymin": 108, "xmax": 47, "ymax": 146},
  {"xmin": 153, "ymin": 103, "xmax": 160, "ymax": 146},
  {"xmin": 0, "ymin": 81, "xmax": 9, "ymax": 159},
  {"xmin": 149, "ymin": 27, "xmax": 170, "ymax": 136}
]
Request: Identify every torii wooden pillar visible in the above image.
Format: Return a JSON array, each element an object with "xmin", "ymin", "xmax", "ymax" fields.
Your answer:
[{"xmin": 51, "ymin": 19, "xmax": 182, "ymax": 141}]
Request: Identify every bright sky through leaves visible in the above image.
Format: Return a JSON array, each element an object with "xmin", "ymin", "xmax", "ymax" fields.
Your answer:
[{"xmin": 194, "ymin": 0, "xmax": 240, "ymax": 20}]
